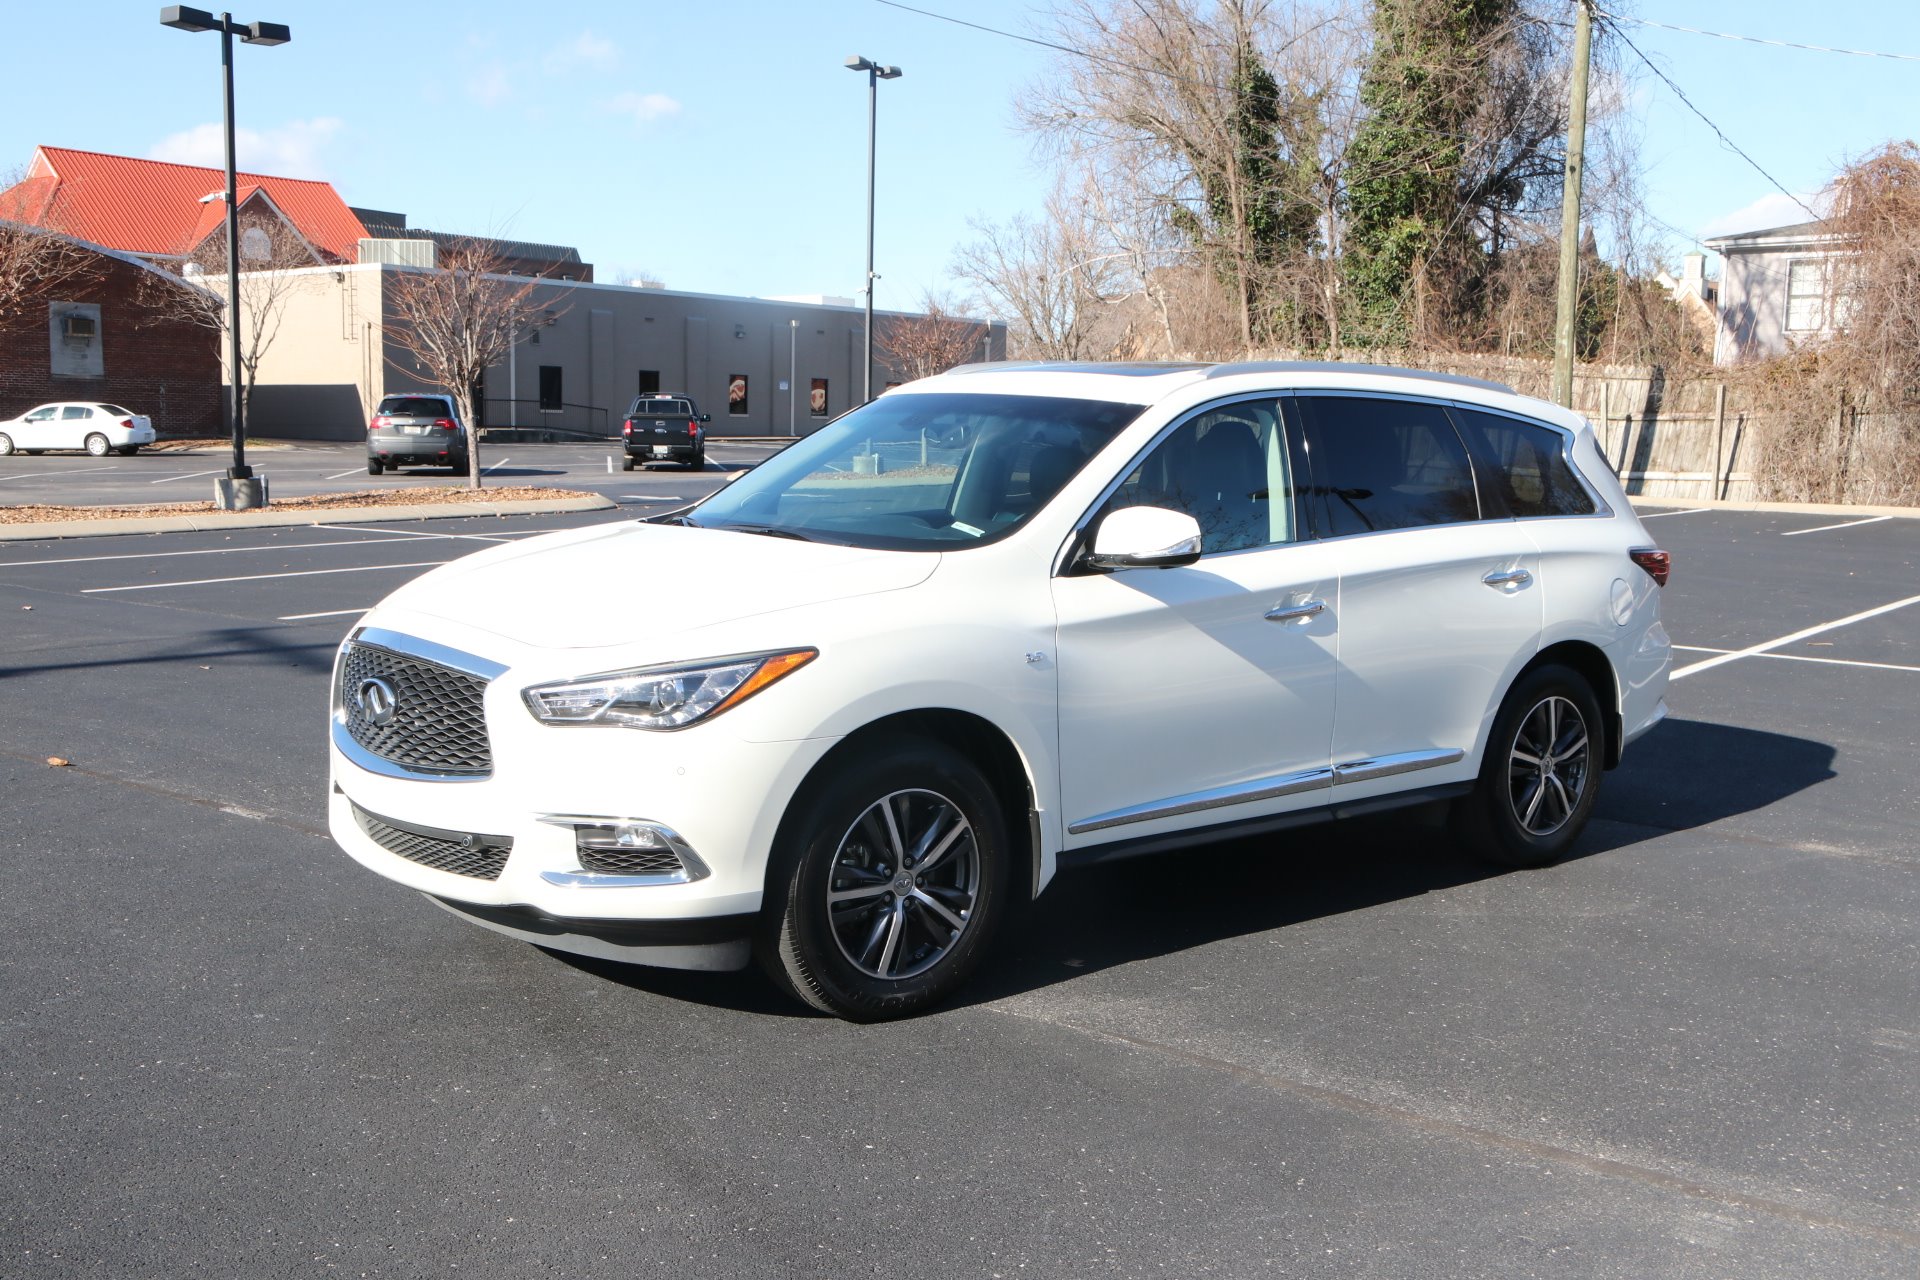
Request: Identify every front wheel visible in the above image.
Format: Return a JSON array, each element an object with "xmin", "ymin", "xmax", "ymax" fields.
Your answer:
[
  {"xmin": 1453, "ymin": 664, "xmax": 1604, "ymax": 868},
  {"xmin": 0, "ymin": 433, "xmax": 13, "ymax": 456},
  {"xmin": 85, "ymin": 433, "xmax": 111, "ymax": 457},
  {"xmin": 760, "ymin": 737, "xmax": 1009, "ymax": 1021}
]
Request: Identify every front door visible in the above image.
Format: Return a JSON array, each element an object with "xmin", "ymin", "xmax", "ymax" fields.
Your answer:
[{"xmin": 1053, "ymin": 397, "xmax": 1338, "ymax": 849}]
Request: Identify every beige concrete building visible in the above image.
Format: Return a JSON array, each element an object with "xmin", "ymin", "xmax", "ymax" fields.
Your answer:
[{"xmin": 229, "ymin": 264, "xmax": 1003, "ymax": 441}]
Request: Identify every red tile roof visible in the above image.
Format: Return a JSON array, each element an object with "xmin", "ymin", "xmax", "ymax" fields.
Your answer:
[{"xmin": 11, "ymin": 146, "xmax": 367, "ymax": 263}]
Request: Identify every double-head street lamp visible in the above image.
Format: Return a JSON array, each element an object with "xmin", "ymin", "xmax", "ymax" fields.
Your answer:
[
  {"xmin": 844, "ymin": 55, "xmax": 901, "ymax": 405},
  {"xmin": 160, "ymin": 6, "xmax": 290, "ymax": 510}
]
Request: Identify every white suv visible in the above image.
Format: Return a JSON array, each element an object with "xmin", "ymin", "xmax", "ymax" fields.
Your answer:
[{"xmin": 328, "ymin": 362, "xmax": 1670, "ymax": 1020}]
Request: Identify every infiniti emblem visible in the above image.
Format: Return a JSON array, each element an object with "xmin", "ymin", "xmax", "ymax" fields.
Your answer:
[{"xmin": 355, "ymin": 676, "xmax": 398, "ymax": 727}]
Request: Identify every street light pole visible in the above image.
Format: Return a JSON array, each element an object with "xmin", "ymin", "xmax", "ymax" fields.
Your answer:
[
  {"xmin": 160, "ymin": 6, "xmax": 290, "ymax": 509},
  {"xmin": 844, "ymin": 55, "xmax": 901, "ymax": 405}
]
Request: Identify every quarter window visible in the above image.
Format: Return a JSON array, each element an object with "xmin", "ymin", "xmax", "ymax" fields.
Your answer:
[
  {"xmin": 1297, "ymin": 396, "xmax": 1479, "ymax": 536},
  {"xmin": 1097, "ymin": 399, "xmax": 1294, "ymax": 554},
  {"xmin": 1449, "ymin": 408, "xmax": 1596, "ymax": 518}
]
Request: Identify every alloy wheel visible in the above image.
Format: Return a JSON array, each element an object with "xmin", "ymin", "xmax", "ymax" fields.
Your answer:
[
  {"xmin": 1506, "ymin": 695, "xmax": 1591, "ymax": 836},
  {"xmin": 826, "ymin": 788, "xmax": 979, "ymax": 980}
]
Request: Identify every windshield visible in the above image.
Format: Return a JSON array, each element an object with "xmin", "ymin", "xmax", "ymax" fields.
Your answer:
[{"xmin": 687, "ymin": 391, "xmax": 1144, "ymax": 550}]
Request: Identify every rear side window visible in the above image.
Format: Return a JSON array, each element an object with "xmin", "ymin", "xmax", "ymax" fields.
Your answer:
[
  {"xmin": 377, "ymin": 397, "xmax": 451, "ymax": 418},
  {"xmin": 1297, "ymin": 396, "xmax": 1479, "ymax": 535},
  {"xmin": 1449, "ymin": 408, "xmax": 1597, "ymax": 518},
  {"xmin": 62, "ymin": 406, "xmax": 92, "ymax": 420}
]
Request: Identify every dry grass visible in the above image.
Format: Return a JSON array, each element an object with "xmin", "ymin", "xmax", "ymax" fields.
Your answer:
[{"xmin": 0, "ymin": 485, "xmax": 586, "ymax": 524}]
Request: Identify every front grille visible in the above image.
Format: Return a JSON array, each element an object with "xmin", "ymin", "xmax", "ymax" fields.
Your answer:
[
  {"xmin": 353, "ymin": 802, "xmax": 511, "ymax": 880},
  {"xmin": 579, "ymin": 845, "xmax": 688, "ymax": 877},
  {"xmin": 338, "ymin": 641, "xmax": 491, "ymax": 776}
]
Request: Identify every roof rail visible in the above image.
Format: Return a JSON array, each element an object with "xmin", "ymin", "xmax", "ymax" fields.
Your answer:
[
  {"xmin": 944, "ymin": 360, "xmax": 1211, "ymax": 377},
  {"xmin": 1201, "ymin": 360, "xmax": 1516, "ymax": 395}
]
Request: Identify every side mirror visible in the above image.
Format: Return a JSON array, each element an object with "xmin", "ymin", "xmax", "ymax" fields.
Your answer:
[
  {"xmin": 699, "ymin": 414, "xmax": 711, "ymax": 423},
  {"xmin": 1086, "ymin": 505, "xmax": 1203, "ymax": 570}
]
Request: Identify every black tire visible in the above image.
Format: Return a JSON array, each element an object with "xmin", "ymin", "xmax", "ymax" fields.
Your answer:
[
  {"xmin": 688, "ymin": 449, "xmax": 705, "ymax": 471},
  {"xmin": 117, "ymin": 445, "xmax": 140, "ymax": 456},
  {"xmin": 367, "ymin": 459, "xmax": 383, "ymax": 475},
  {"xmin": 0, "ymin": 433, "xmax": 13, "ymax": 456},
  {"xmin": 84, "ymin": 433, "xmax": 111, "ymax": 458},
  {"xmin": 1453, "ymin": 663, "xmax": 1605, "ymax": 868},
  {"xmin": 759, "ymin": 736, "xmax": 1009, "ymax": 1021},
  {"xmin": 621, "ymin": 456, "xmax": 636, "ymax": 472}
]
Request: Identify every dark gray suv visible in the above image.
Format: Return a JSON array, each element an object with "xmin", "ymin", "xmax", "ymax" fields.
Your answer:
[{"xmin": 367, "ymin": 394, "xmax": 470, "ymax": 475}]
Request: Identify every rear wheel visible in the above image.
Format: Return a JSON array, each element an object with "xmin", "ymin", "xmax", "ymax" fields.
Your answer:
[
  {"xmin": 621, "ymin": 456, "xmax": 636, "ymax": 472},
  {"xmin": 760, "ymin": 737, "xmax": 1009, "ymax": 1021},
  {"xmin": 367, "ymin": 458, "xmax": 383, "ymax": 476},
  {"xmin": 688, "ymin": 448, "xmax": 706, "ymax": 470},
  {"xmin": 0, "ymin": 433, "xmax": 13, "ymax": 456},
  {"xmin": 1453, "ymin": 664, "xmax": 1604, "ymax": 868},
  {"xmin": 84, "ymin": 433, "xmax": 110, "ymax": 457}
]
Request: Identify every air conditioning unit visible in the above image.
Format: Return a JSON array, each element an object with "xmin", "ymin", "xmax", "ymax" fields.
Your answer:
[{"xmin": 62, "ymin": 314, "xmax": 97, "ymax": 340}]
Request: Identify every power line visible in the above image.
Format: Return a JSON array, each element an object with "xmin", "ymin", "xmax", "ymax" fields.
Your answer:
[
  {"xmin": 1595, "ymin": 9, "xmax": 1920, "ymax": 63},
  {"xmin": 1601, "ymin": 16, "xmax": 1822, "ymax": 224}
]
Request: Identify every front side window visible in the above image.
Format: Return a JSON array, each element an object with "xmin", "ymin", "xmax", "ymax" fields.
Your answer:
[
  {"xmin": 688, "ymin": 392, "xmax": 1142, "ymax": 550},
  {"xmin": 1786, "ymin": 259, "xmax": 1826, "ymax": 331},
  {"xmin": 25, "ymin": 407, "xmax": 56, "ymax": 422},
  {"xmin": 1298, "ymin": 395, "xmax": 1479, "ymax": 536},
  {"xmin": 1094, "ymin": 399, "xmax": 1295, "ymax": 555},
  {"xmin": 1450, "ymin": 407, "xmax": 1596, "ymax": 518}
]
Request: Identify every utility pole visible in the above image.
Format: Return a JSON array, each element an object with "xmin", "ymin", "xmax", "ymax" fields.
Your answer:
[{"xmin": 1552, "ymin": 0, "xmax": 1594, "ymax": 408}]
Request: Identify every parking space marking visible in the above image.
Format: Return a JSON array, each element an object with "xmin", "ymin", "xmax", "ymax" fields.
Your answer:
[
  {"xmin": 0, "ymin": 466, "xmax": 122, "ymax": 483},
  {"xmin": 1781, "ymin": 515, "xmax": 1895, "ymax": 537},
  {"xmin": 147, "ymin": 468, "xmax": 226, "ymax": 484},
  {"xmin": 0, "ymin": 532, "xmax": 523, "ymax": 569},
  {"xmin": 278, "ymin": 608, "xmax": 369, "ymax": 621},
  {"xmin": 324, "ymin": 467, "xmax": 369, "ymax": 480},
  {"xmin": 81, "ymin": 559, "xmax": 453, "ymax": 594},
  {"xmin": 1670, "ymin": 592, "xmax": 1920, "ymax": 680},
  {"xmin": 1672, "ymin": 644, "xmax": 1920, "ymax": 675},
  {"xmin": 1636, "ymin": 507, "xmax": 1712, "ymax": 519},
  {"xmin": 482, "ymin": 456, "xmax": 511, "ymax": 475},
  {"xmin": 312, "ymin": 522, "xmax": 568, "ymax": 543}
]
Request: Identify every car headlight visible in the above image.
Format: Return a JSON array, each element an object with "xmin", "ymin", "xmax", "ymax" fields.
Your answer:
[{"xmin": 522, "ymin": 648, "xmax": 817, "ymax": 730}]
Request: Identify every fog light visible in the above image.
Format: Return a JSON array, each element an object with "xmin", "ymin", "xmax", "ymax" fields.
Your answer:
[
  {"xmin": 536, "ymin": 814, "xmax": 710, "ymax": 885},
  {"xmin": 590, "ymin": 823, "xmax": 662, "ymax": 851}
]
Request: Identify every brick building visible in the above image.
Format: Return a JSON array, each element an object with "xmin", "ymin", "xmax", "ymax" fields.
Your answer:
[{"xmin": 0, "ymin": 235, "xmax": 222, "ymax": 435}]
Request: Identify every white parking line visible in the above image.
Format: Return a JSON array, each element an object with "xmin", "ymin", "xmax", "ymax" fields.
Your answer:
[
  {"xmin": 1670, "ymin": 592, "xmax": 1920, "ymax": 680},
  {"xmin": 1636, "ymin": 507, "xmax": 1711, "ymax": 519},
  {"xmin": 81, "ymin": 560, "xmax": 452, "ymax": 594},
  {"xmin": 312, "ymin": 523, "xmax": 520, "ymax": 543},
  {"xmin": 483, "ymin": 456, "xmax": 511, "ymax": 475},
  {"xmin": 1672, "ymin": 644, "xmax": 1920, "ymax": 675},
  {"xmin": 147, "ymin": 468, "xmax": 227, "ymax": 484},
  {"xmin": 324, "ymin": 467, "xmax": 369, "ymax": 480},
  {"xmin": 278, "ymin": 607, "xmax": 369, "ymax": 621},
  {"xmin": 1781, "ymin": 515, "xmax": 1894, "ymax": 537},
  {"xmin": 0, "ymin": 530, "xmax": 566, "ymax": 569},
  {"xmin": 0, "ymin": 466, "xmax": 121, "ymax": 483}
]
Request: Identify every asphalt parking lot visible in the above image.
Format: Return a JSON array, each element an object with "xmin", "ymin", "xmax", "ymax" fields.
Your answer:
[
  {"xmin": 0, "ymin": 437, "xmax": 790, "ymax": 511},
  {"xmin": 1, "ymin": 501, "xmax": 1915, "ymax": 1278}
]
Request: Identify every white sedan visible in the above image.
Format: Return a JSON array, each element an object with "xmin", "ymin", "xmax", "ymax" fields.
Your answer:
[{"xmin": 0, "ymin": 402, "xmax": 157, "ymax": 456}]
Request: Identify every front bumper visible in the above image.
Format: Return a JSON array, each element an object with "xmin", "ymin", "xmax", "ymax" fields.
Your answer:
[{"xmin": 327, "ymin": 621, "xmax": 837, "ymax": 971}]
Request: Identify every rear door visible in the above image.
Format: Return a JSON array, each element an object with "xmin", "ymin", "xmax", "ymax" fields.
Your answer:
[
  {"xmin": 1293, "ymin": 393, "xmax": 1544, "ymax": 803},
  {"xmin": 59, "ymin": 405, "xmax": 94, "ymax": 449}
]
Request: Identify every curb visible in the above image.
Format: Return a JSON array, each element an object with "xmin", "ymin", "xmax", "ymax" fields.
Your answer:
[
  {"xmin": 1630, "ymin": 497, "xmax": 1920, "ymax": 520},
  {"xmin": 0, "ymin": 493, "xmax": 618, "ymax": 543}
]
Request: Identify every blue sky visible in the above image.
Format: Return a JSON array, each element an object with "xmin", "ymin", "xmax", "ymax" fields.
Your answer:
[{"xmin": 6, "ymin": 2, "xmax": 1918, "ymax": 306}]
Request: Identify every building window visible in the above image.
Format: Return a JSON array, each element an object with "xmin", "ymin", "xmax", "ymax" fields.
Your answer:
[
  {"xmin": 810, "ymin": 378, "xmax": 829, "ymax": 417},
  {"xmin": 638, "ymin": 370, "xmax": 660, "ymax": 395},
  {"xmin": 728, "ymin": 374, "xmax": 749, "ymax": 416},
  {"xmin": 539, "ymin": 365, "xmax": 563, "ymax": 411},
  {"xmin": 1786, "ymin": 259, "xmax": 1826, "ymax": 332}
]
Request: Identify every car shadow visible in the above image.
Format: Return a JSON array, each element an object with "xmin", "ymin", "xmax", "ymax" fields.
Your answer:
[
  {"xmin": 0, "ymin": 626, "xmax": 340, "ymax": 680},
  {"xmin": 543, "ymin": 717, "xmax": 1836, "ymax": 1018}
]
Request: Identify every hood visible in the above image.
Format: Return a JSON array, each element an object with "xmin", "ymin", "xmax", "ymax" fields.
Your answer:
[{"xmin": 377, "ymin": 520, "xmax": 939, "ymax": 650}]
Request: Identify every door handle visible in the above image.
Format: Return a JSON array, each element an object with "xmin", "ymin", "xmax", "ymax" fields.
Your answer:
[
  {"xmin": 1264, "ymin": 599, "xmax": 1326, "ymax": 624},
  {"xmin": 1482, "ymin": 567, "xmax": 1533, "ymax": 590}
]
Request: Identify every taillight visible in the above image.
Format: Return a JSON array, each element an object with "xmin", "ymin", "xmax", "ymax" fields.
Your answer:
[
  {"xmin": 119, "ymin": 418, "xmax": 134, "ymax": 430},
  {"xmin": 434, "ymin": 418, "xmax": 455, "ymax": 432},
  {"xmin": 371, "ymin": 415, "xmax": 389, "ymax": 429},
  {"xmin": 1629, "ymin": 547, "xmax": 1670, "ymax": 587},
  {"xmin": 688, "ymin": 421, "xmax": 698, "ymax": 437},
  {"xmin": 622, "ymin": 419, "xmax": 634, "ymax": 435}
]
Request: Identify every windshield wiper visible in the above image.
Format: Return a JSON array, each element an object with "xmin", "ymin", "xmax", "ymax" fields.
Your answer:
[{"xmin": 716, "ymin": 523, "xmax": 815, "ymax": 542}]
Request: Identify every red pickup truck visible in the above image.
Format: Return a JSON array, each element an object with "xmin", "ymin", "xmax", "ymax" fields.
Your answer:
[{"xmin": 621, "ymin": 394, "xmax": 710, "ymax": 471}]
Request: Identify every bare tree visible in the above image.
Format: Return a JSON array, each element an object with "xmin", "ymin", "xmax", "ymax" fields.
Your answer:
[
  {"xmin": 0, "ymin": 168, "xmax": 96, "ymax": 326},
  {"xmin": 876, "ymin": 293, "xmax": 989, "ymax": 382},
  {"xmin": 137, "ymin": 208, "xmax": 317, "ymax": 427},
  {"xmin": 953, "ymin": 175, "xmax": 1124, "ymax": 360},
  {"xmin": 383, "ymin": 238, "xmax": 553, "ymax": 490}
]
